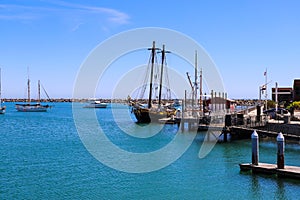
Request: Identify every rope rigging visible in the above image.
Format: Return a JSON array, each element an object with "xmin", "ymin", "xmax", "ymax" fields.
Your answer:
[{"xmin": 134, "ymin": 43, "xmax": 172, "ymax": 102}]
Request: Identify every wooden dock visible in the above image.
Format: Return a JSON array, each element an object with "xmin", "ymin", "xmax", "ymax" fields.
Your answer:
[
  {"xmin": 158, "ymin": 117, "xmax": 180, "ymax": 125},
  {"xmin": 240, "ymin": 163, "xmax": 300, "ymax": 179}
]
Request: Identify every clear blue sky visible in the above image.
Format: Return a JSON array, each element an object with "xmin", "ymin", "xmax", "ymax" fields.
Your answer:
[{"xmin": 1, "ymin": 0, "xmax": 300, "ymax": 99}]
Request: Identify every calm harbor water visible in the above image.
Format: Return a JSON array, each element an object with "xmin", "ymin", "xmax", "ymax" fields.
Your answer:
[{"xmin": 1, "ymin": 102, "xmax": 300, "ymax": 199}]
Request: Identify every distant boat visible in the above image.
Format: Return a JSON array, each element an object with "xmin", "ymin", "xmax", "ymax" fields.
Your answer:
[
  {"xmin": 84, "ymin": 100, "xmax": 107, "ymax": 108},
  {"xmin": 172, "ymin": 99, "xmax": 181, "ymax": 108},
  {"xmin": 0, "ymin": 68, "xmax": 6, "ymax": 114},
  {"xmin": 130, "ymin": 41, "xmax": 176, "ymax": 123},
  {"xmin": 15, "ymin": 70, "xmax": 51, "ymax": 112}
]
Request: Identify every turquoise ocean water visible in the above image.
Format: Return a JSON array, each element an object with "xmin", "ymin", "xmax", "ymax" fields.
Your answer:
[{"xmin": 1, "ymin": 102, "xmax": 300, "ymax": 199}]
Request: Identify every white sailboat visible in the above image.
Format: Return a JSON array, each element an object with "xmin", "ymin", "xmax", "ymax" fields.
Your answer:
[
  {"xmin": 15, "ymin": 71, "xmax": 50, "ymax": 112},
  {"xmin": 0, "ymin": 68, "xmax": 6, "ymax": 114},
  {"xmin": 84, "ymin": 99, "xmax": 108, "ymax": 108}
]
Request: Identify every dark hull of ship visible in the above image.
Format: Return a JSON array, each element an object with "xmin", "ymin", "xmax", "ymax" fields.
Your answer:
[
  {"xmin": 132, "ymin": 107, "xmax": 151, "ymax": 123},
  {"xmin": 132, "ymin": 106, "xmax": 176, "ymax": 123}
]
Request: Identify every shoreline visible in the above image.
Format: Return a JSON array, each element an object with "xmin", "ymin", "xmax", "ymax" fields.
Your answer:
[
  {"xmin": 2, "ymin": 98, "xmax": 262, "ymax": 104},
  {"xmin": 1, "ymin": 98, "xmax": 117, "ymax": 103}
]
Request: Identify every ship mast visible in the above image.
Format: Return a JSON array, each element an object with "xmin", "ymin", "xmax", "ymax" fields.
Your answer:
[
  {"xmin": 158, "ymin": 44, "xmax": 170, "ymax": 107},
  {"xmin": 199, "ymin": 54, "xmax": 203, "ymax": 113},
  {"xmin": 38, "ymin": 80, "xmax": 41, "ymax": 104},
  {"xmin": 148, "ymin": 41, "xmax": 159, "ymax": 109},
  {"xmin": 27, "ymin": 67, "xmax": 30, "ymax": 103},
  {"xmin": 158, "ymin": 45, "xmax": 165, "ymax": 107},
  {"xmin": 265, "ymin": 68, "xmax": 268, "ymax": 110},
  {"xmin": 194, "ymin": 50, "xmax": 198, "ymax": 108}
]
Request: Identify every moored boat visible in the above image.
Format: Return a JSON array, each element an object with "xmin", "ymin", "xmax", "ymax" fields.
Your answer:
[
  {"xmin": 84, "ymin": 100, "xmax": 107, "ymax": 108},
  {"xmin": 15, "ymin": 103, "xmax": 50, "ymax": 112},
  {"xmin": 15, "ymin": 71, "xmax": 51, "ymax": 112},
  {"xmin": 130, "ymin": 41, "xmax": 177, "ymax": 123}
]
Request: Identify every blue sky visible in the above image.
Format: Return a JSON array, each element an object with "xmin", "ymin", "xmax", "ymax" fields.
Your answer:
[{"xmin": 1, "ymin": 0, "xmax": 300, "ymax": 99}]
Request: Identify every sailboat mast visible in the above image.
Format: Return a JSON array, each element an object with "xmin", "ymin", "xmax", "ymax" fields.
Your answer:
[
  {"xmin": 158, "ymin": 45, "xmax": 165, "ymax": 107},
  {"xmin": 148, "ymin": 41, "xmax": 156, "ymax": 109},
  {"xmin": 27, "ymin": 68, "xmax": 30, "ymax": 103},
  {"xmin": 38, "ymin": 80, "xmax": 41, "ymax": 103},
  {"xmin": 199, "ymin": 54, "xmax": 203, "ymax": 112},
  {"xmin": 265, "ymin": 68, "xmax": 268, "ymax": 110},
  {"xmin": 194, "ymin": 50, "xmax": 198, "ymax": 107}
]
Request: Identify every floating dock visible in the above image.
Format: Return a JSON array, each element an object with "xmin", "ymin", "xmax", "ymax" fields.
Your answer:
[
  {"xmin": 239, "ymin": 131, "xmax": 300, "ymax": 180},
  {"xmin": 240, "ymin": 163, "xmax": 300, "ymax": 179}
]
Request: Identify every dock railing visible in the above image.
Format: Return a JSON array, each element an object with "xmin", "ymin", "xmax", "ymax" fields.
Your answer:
[{"xmin": 229, "ymin": 114, "xmax": 268, "ymax": 128}]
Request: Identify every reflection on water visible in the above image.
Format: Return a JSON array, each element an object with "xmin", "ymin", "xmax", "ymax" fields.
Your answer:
[{"xmin": 251, "ymin": 175, "xmax": 262, "ymax": 199}]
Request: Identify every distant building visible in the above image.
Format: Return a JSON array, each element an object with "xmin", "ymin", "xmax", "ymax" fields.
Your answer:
[
  {"xmin": 271, "ymin": 79, "xmax": 300, "ymax": 102},
  {"xmin": 204, "ymin": 97, "xmax": 232, "ymax": 110},
  {"xmin": 294, "ymin": 79, "xmax": 300, "ymax": 101},
  {"xmin": 271, "ymin": 87, "xmax": 293, "ymax": 103}
]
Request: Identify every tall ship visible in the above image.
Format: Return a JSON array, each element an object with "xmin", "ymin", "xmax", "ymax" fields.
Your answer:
[
  {"xmin": 15, "ymin": 71, "xmax": 50, "ymax": 112},
  {"xmin": 130, "ymin": 41, "xmax": 177, "ymax": 123},
  {"xmin": 0, "ymin": 68, "xmax": 6, "ymax": 114}
]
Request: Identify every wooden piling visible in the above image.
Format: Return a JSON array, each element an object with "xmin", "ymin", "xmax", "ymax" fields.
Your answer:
[
  {"xmin": 277, "ymin": 132, "xmax": 285, "ymax": 169},
  {"xmin": 181, "ymin": 99, "xmax": 185, "ymax": 132},
  {"xmin": 188, "ymin": 121, "xmax": 191, "ymax": 131},
  {"xmin": 223, "ymin": 127, "xmax": 227, "ymax": 142},
  {"xmin": 256, "ymin": 105, "xmax": 261, "ymax": 122},
  {"xmin": 251, "ymin": 130, "xmax": 259, "ymax": 165},
  {"xmin": 211, "ymin": 90, "xmax": 214, "ymax": 112}
]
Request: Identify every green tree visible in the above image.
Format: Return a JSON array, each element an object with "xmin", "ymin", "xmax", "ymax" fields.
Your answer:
[
  {"xmin": 287, "ymin": 101, "xmax": 300, "ymax": 110},
  {"xmin": 267, "ymin": 100, "xmax": 276, "ymax": 108}
]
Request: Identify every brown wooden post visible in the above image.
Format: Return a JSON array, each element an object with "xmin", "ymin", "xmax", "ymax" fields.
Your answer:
[
  {"xmin": 252, "ymin": 130, "xmax": 259, "ymax": 165},
  {"xmin": 277, "ymin": 132, "xmax": 285, "ymax": 169}
]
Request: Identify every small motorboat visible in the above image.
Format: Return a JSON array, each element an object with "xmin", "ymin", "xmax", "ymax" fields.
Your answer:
[{"xmin": 84, "ymin": 100, "xmax": 107, "ymax": 108}]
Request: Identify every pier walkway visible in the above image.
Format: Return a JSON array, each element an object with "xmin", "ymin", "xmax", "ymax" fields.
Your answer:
[
  {"xmin": 229, "ymin": 126, "xmax": 300, "ymax": 141},
  {"xmin": 225, "ymin": 107, "xmax": 300, "ymax": 142}
]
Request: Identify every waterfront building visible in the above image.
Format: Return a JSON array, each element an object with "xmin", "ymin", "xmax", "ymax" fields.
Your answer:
[
  {"xmin": 271, "ymin": 87, "xmax": 293, "ymax": 103},
  {"xmin": 293, "ymin": 79, "xmax": 300, "ymax": 101},
  {"xmin": 271, "ymin": 79, "xmax": 300, "ymax": 102}
]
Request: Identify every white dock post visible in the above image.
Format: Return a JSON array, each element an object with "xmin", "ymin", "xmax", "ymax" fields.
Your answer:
[
  {"xmin": 277, "ymin": 132, "xmax": 285, "ymax": 169},
  {"xmin": 251, "ymin": 130, "xmax": 259, "ymax": 165}
]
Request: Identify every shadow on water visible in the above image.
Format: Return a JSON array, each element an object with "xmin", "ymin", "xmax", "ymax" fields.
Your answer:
[
  {"xmin": 238, "ymin": 157, "xmax": 300, "ymax": 199},
  {"xmin": 250, "ymin": 174, "xmax": 263, "ymax": 199},
  {"xmin": 219, "ymin": 137, "xmax": 300, "ymax": 199},
  {"xmin": 238, "ymin": 169, "xmax": 292, "ymax": 199},
  {"xmin": 276, "ymin": 179, "xmax": 288, "ymax": 200}
]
